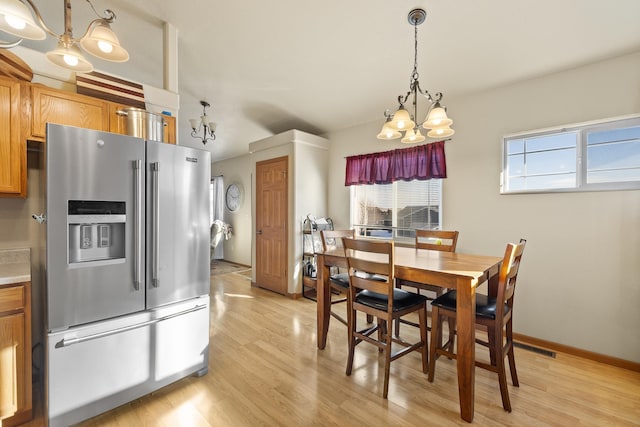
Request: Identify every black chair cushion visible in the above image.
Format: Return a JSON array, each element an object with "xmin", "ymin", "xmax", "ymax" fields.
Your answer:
[
  {"xmin": 329, "ymin": 273, "xmax": 350, "ymax": 289},
  {"xmin": 356, "ymin": 288, "xmax": 427, "ymax": 312},
  {"xmin": 431, "ymin": 290, "xmax": 510, "ymax": 320},
  {"xmin": 330, "ymin": 272, "xmax": 387, "ymax": 289}
]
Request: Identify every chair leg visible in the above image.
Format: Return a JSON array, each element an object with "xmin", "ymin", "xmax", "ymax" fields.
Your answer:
[
  {"xmin": 382, "ymin": 319, "xmax": 393, "ymax": 399},
  {"xmin": 394, "ymin": 282, "xmax": 402, "ymax": 337},
  {"xmin": 418, "ymin": 304, "xmax": 428, "ymax": 373},
  {"xmin": 345, "ymin": 305, "xmax": 356, "ymax": 376},
  {"xmin": 495, "ymin": 346, "xmax": 512, "ymax": 412},
  {"xmin": 378, "ymin": 319, "xmax": 387, "ymax": 352},
  {"xmin": 428, "ymin": 305, "xmax": 441, "ymax": 382},
  {"xmin": 506, "ymin": 321, "xmax": 519, "ymax": 386}
]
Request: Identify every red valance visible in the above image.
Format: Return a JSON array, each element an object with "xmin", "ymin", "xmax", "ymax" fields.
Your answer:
[{"xmin": 344, "ymin": 140, "xmax": 447, "ymax": 186}]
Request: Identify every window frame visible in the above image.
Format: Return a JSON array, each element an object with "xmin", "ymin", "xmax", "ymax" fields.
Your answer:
[{"xmin": 501, "ymin": 114, "xmax": 640, "ymax": 194}]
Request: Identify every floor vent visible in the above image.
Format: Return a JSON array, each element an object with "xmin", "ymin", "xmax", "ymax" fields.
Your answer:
[{"xmin": 514, "ymin": 342, "xmax": 556, "ymax": 358}]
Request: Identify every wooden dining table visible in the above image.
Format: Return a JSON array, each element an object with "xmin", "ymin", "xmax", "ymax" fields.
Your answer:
[{"xmin": 316, "ymin": 244, "xmax": 502, "ymax": 423}]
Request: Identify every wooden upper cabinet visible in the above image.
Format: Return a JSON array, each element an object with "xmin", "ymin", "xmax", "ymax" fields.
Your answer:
[
  {"xmin": 0, "ymin": 76, "xmax": 26, "ymax": 197},
  {"xmin": 30, "ymin": 85, "xmax": 109, "ymax": 141},
  {"xmin": 163, "ymin": 114, "xmax": 176, "ymax": 144}
]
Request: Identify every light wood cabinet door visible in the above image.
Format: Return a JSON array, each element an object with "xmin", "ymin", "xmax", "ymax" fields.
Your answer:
[
  {"xmin": 31, "ymin": 85, "xmax": 109, "ymax": 141},
  {"xmin": 0, "ymin": 76, "xmax": 25, "ymax": 197},
  {"xmin": 163, "ymin": 114, "xmax": 176, "ymax": 144},
  {"xmin": 0, "ymin": 282, "xmax": 31, "ymax": 426}
]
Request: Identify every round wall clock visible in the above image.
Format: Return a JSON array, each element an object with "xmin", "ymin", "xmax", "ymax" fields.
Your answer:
[{"xmin": 225, "ymin": 183, "xmax": 243, "ymax": 212}]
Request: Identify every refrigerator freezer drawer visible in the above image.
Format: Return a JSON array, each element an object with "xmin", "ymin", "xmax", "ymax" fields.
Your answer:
[{"xmin": 46, "ymin": 297, "xmax": 209, "ymax": 427}]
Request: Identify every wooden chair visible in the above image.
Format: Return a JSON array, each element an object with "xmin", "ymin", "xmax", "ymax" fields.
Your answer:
[
  {"xmin": 319, "ymin": 229, "xmax": 355, "ymax": 326},
  {"xmin": 395, "ymin": 229, "xmax": 459, "ymax": 337},
  {"xmin": 428, "ymin": 239, "xmax": 526, "ymax": 412},
  {"xmin": 342, "ymin": 237, "xmax": 428, "ymax": 398}
]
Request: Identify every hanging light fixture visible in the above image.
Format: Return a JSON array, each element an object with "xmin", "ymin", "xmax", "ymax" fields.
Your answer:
[
  {"xmin": 377, "ymin": 8, "xmax": 454, "ymax": 143},
  {"xmin": 190, "ymin": 100, "xmax": 217, "ymax": 145},
  {"xmin": 0, "ymin": 0, "xmax": 129, "ymax": 72}
]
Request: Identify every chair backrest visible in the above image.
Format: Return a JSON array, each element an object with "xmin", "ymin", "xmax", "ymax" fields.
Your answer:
[
  {"xmin": 496, "ymin": 239, "xmax": 526, "ymax": 319},
  {"xmin": 415, "ymin": 229, "xmax": 459, "ymax": 252},
  {"xmin": 320, "ymin": 229, "xmax": 354, "ymax": 253},
  {"xmin": 342, "ymin": 238, "xmax": 394, "ymax": 308}
]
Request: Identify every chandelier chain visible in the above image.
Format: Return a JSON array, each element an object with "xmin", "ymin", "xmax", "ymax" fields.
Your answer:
[{"xmin": 411, "ymin": 22, "xmax": 419, "ymax": 85}]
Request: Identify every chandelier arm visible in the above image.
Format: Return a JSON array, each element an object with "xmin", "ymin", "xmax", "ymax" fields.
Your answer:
[
  {"xmin": 85, "ymin": 0, "xmax": 116, "ymax": 22},
  {"xmin": 20, "ymin": 0, "xmax": 59, "ymax": 38}
]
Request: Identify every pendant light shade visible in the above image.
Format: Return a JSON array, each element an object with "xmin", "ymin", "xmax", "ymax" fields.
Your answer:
[
  {"xmin": 423, "ymin": 106, "xmax": 453, "ymax": 129},
  {"xmin": 0, "ymin": 0, "xmax": 45, "ymax": 40},
  {"xmin": 377, "ymin": 120, "xmax": 402, "ymax": 140},
  {"xmin": 80, "ymin": 22, "xmax": 129, "ymax": 62},
  {"xmin": 427, "ymin": 125, "xmax": 455, "ymax": 138},
  {"xmin": 401, "ymin": 128, "xmax": 426, "ymax": 144},
  {"xmin": 388, "ymin": 107, "xmax": 415, "ymax": 131},
  {"xmin": 46, "ymin": 41, "xmax": 94, "ymax": 73}
]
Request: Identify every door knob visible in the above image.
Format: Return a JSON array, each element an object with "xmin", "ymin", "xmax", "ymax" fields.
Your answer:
[{"xmin": 256, "ymin": 230, "xmax": 262, "ymax": 235}]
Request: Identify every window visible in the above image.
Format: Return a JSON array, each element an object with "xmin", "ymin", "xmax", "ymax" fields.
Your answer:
[
  {"xmin": 501, "ymin": 115, "xmax": 640, "ymax": 193},
  {"xmin": 350, "ymin": 179, "xmax": 442, "ymax": 241}
]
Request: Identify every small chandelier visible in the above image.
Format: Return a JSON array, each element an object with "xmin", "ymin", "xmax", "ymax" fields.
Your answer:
[
  {"xmin": 377, "ymin": 8, "xmax": 454, "ymax": 143},
  {"xmin": 190, "ymin": 100, "xmax": 217, "ymax": 145},
  {"xmin": 0, "ymin": 0, "xmax": 129, "ymax": 73}
]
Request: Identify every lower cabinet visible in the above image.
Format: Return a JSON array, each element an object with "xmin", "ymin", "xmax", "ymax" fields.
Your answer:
[{"xmin": 0, "ymin": 282, "xmax": 32, "ymax": 426}]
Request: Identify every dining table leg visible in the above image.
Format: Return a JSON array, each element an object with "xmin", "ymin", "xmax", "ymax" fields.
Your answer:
[
  {"xmin": 456, "ymin": 277, "xmax": 477, "ymax": 422},
  {"xmin": 316, "ymin": 253, "xmax": 331, "ymax": 349}
]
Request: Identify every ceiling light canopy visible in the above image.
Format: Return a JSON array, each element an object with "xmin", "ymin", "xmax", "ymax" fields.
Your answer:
[
  {"xmin": 0, "ymin": 0, "xmax": 129, "ymax": 72},
  {"xmin": 377, "ymin": 8, "xmax": 454, "ymax": 143},
  {"xmin": 190, "ymin": 100, "xmax": 217, "ymax": 145}
]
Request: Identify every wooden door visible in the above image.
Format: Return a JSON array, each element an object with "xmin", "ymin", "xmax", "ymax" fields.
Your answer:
[{"xmin": 256, "ymin": 156, "xmax": 288, "ymax": 295}]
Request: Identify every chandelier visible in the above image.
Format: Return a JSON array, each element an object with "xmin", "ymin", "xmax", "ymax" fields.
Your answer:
[
  {"xmin": 0, "ymin": 0, "xmax": 129, "ymax": 73},
  {"xmin": 377, "ymin": 8, "xmax": 454, "ymax": 143},
  {"xmin": 190, "ymin": 100, "xmax": 217, "ymax": 145}
]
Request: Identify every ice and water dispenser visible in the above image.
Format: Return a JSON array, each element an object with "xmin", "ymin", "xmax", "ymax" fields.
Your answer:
[{"xmin": 68, "ymin": 200, "xmax": 126, "ymax": 264}]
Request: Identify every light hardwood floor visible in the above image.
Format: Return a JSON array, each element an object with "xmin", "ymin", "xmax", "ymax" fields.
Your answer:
[{"xmin": 24, "ymin": 271, "xmax": 640, "ymax": 426}]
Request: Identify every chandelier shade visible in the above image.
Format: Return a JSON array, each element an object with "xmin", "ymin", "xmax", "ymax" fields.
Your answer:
[
  {"xmin": 401, "ymin": 128, "xmax": 426, "ymax": 144},
  {"xmin": 80, "ymin": 22, "xmax": 129, "ymax": 62},
  {"xmin": 376, "ymin": 118, "xmax": 402, "ymax": 140},
  {"xmin": 422, "ymin": 105, "xmax": 452, "ymax": 129},
  {"xmin": 388, "ymin": 107, "xmax": 415, "ymax": 131},
  {"xmin": 46, "ymin": 39, "xmax": 93, "ymax": 72},
  {"xmin": 377, "ymin": 8, "xmax": 453, "ymax": 143},
  {"xmin": 0, "ymin": 0, "xmax": 129, "ymax": 72}
]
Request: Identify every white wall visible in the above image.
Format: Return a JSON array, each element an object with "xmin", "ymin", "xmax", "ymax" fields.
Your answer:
[{"xmin": 325, "ymin": 52, "xmax": 640, "ymax": 363}]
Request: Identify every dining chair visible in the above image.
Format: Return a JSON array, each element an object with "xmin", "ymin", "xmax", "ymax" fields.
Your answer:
[
  {"xmin": 428, "ymin": 239, "xmax": 526, "ymax": 412},
  {"xmin": 395, "ymin": 229, "xmax": 459, "ymax": 337},
  {"xmin": 342, "ymin": 237, "xmax": 429, "ymax": 399},
  {"xmin": 319, "ymin": 229, "xmax": 355, "ymax": 326}
]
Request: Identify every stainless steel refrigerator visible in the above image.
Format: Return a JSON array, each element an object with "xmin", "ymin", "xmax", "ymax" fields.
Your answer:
[{"xmin": 43, "ymin": 124, "xmax": 211, "ymax": 427}]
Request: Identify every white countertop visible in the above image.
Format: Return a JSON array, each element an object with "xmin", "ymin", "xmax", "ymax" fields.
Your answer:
[{"xmin": 0, "ymin": 248, "xmax": 31, "ymax": 285}]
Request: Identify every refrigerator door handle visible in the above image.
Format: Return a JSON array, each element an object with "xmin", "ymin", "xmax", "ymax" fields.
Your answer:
[
  {"xmin": 151, "ymin": 162, "xmax": 160, "ymax": 288},
  {"xmin": 133, "ymin": 160, "xmax": 143, "ymax": 291},
  {"xmin": 55, "ymin": 304, "xmax": 208, "ymax": 348}
]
